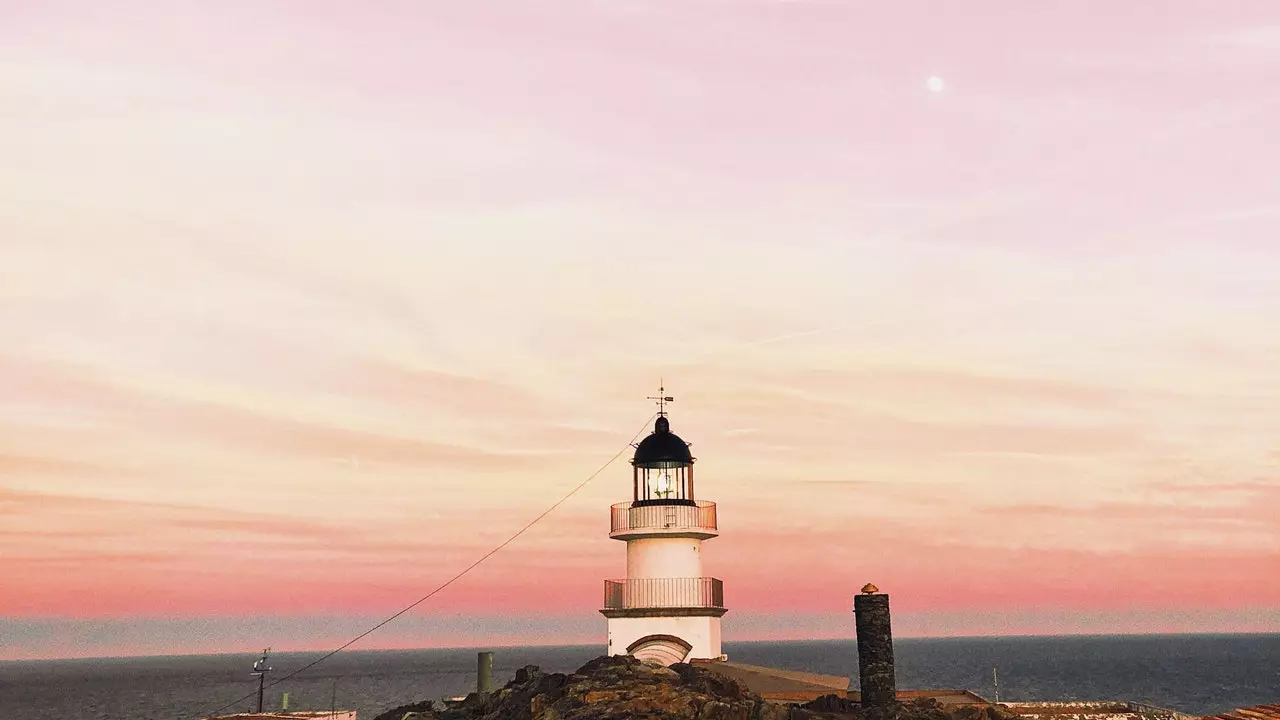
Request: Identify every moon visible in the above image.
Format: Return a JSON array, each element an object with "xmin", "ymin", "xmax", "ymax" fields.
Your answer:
[{"xmin": 926, "ymin": 76, "xmax": 945, "ymax": 93}]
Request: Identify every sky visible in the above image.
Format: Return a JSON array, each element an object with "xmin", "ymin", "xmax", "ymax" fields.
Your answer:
[{"xmin": 2, "ymin": 0, "xmax": 1279, "ymax": 661}]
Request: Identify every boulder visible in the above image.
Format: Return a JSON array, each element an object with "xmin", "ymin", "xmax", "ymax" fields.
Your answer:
[
  {"xmin": 371, "ymin": 699, "xmax": 437, "ymax": 720},
  {"xmin": 379, "ymin": 655, "xmax": 1010, "ymax": 720}
]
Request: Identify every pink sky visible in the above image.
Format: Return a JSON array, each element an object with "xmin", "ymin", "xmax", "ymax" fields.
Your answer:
[{"xmin": 2, "ymin": 1, "xmax": 1279, "ymax": 660}]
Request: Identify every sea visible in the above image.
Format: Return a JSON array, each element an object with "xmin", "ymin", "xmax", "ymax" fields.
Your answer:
[{"xmin": 2, "ymin": 635, "xmax": 1277, "ymax": 720}]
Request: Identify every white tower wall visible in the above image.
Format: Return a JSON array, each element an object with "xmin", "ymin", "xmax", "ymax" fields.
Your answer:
[
  {"xmin": 626, "ymin": 537, "xmax": 703, "ymax": 579},
  {"xmin": 607, "ymin": 614, "xmax": 722, "ymax": 662}
]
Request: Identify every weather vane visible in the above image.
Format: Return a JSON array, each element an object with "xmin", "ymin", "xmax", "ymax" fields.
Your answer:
[
  {"xmin": 251, "ymin": 647, "xmax": 273, "ymax": 713},
  {"xmin": 647, "ymin": 380, "xmax": 674, "ymax": 417}
]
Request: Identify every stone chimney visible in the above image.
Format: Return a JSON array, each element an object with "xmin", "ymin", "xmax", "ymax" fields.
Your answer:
[
  {"xmin": 477, "ymin": 651, "xmax": 494, "ymax": 694},
  {"xmin": 854, "ymin": 583, "xmax": 897, "ymax": 709}
]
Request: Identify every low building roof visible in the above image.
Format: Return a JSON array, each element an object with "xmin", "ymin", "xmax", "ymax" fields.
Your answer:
[
  {"xmin": 692, "ymin": 660, "xmax": 987, "ymax": 706},
  {"xmin": 691, "ymin": 659, "xmax": 850, "ymax": 702},
  {"xmin": 1204, "ymin": 704, "xmax": 1280, "ymax": 720},
  {"xmin": 1004, "ymin": 700, "xmax": 1194, "ymax": 720},
  {"xmin": 861, "ymin": 689, "xmax": 992, "ymax": 706}
]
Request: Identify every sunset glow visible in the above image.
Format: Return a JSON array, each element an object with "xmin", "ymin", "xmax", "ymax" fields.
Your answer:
[{"xmin": 2, "ymin": 1, "xmax": 1279, "ymax": 660}]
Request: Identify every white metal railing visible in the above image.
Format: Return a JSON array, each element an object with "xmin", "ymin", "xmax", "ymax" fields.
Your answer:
[
  {"xmin": 610, "ymin": 501, "xmax": 716, "ymax": 534},
  {"xmin": 603, "ymin": 577, "xmax": 724, "ymax": 610}
]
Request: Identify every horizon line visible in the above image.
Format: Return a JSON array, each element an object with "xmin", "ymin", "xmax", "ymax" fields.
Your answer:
[{"xmin": 6, "ymin": 630, "xmax": 1278, "ymax": 663}]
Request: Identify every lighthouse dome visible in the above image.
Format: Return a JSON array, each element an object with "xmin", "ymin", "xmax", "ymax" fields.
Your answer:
[{"xmin": 633, "ymin": 416, "xmax": 693, "ymax": 468}]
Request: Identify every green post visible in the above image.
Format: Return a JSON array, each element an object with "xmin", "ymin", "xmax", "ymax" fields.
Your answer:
[
  {"xmin": 477, "ymin": 651, "xmax": 494, "ymax": 694},
  {"xmin": 282, "ymin": 692, "xmax": 289, "ymax": 712}
]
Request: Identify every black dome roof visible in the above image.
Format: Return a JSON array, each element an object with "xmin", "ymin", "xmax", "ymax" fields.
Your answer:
[{"xmin": 632, "ymin": 416, "xmax": 693, "ymax": 467}]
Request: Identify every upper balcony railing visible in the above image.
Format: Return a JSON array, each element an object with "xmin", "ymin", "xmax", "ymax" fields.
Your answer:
[
  {"xmin": 603, "ymin": 577, "xmax": 725, "ymax": 610},
  {"xmin": 610, "ymin": 501, "xmax": 717, "ymax": 537}
]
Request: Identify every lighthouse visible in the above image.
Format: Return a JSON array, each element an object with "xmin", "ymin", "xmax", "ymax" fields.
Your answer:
[{"xmin": 601, "ymin": 390, "xmax": 726, "ymax": 665}]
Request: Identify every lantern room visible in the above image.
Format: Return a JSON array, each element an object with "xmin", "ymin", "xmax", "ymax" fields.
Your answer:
[{"xmin": 631, "ymin": 414, "xmax": 696, "ymax": 507}]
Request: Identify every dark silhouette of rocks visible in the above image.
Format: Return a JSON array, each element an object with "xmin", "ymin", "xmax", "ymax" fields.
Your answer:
[
  {"xmin": 801, "ymin": 695, "xmax": 863, "ymax": 715},
  {"xmin": 373, "ymin": 699, "xmax": 437, "ymax": 720},
  {"xmin": 372, "ymin": 655, "xmax": 1021, "ymax": 720}
]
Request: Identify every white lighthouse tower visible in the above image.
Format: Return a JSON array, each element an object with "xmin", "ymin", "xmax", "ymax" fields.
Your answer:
[{"xmin": 601, "ymin": 389, "xmax": 726, "ymax": 665}]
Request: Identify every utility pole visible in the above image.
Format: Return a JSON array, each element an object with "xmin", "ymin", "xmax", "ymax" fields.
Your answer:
[{"xmin": 251, "ymin": 648, "xmax": 273, "ymax": 714}]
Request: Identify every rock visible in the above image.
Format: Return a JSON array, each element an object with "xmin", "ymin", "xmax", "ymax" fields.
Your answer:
[
  {"xmin": 698, "ymin": 700, "xmax": 736, "ymax": 719},
  {"xmin": 514, "ymin": 665, "xmax": 543, "ymax": 684},
  {"xmin": 669, "ymin": 662, "xmax": 751, "ymax": 702},
  {"xmin": 371, "ymin": 700, "xmax": 438, "ymax": 720},
  {"xmin": 424, "ymin": 655, "xmax": 778, "ymax": 720},
  {"xmin": 802, "ymin": 695, "xmax": 862, "ymax": 714},
  {"xmin": 384, "ymin": 654, "xmax": 1005, "ymax": 720}
]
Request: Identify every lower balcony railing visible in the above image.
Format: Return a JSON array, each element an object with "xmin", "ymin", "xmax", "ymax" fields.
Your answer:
[{"xmin": 603, "ymin": 577, "xmax": 724, "ymax": 610}]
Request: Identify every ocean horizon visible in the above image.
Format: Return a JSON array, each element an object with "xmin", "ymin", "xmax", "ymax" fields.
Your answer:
[
  {"xmin": 3, "ymin": 630, "xmax": 1275, "ymax": 664},
  {"xmin": 2, "ymin": 633, "xmax": 1277, "ymax": 720}
]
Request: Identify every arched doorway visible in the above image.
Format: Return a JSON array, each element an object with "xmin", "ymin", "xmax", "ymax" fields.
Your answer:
[{"xmin": 626, "ymin": 634, "xmax": 693, "ymax": 666}]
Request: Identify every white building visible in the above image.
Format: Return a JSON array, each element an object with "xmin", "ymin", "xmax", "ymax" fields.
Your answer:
[{"xmin": 601, "ymin": 401, "xmax": 726, "ymax": 665}]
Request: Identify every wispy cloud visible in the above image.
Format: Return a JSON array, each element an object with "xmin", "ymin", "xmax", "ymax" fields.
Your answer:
[{"xmin": 3, "ymin": 0, "xmax": 1280, "ymax": 657}]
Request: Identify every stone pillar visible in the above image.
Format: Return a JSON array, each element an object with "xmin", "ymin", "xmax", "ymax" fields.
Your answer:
[
  {"xmin": 477, "ymin": 652, "xmax": 494, "ymax": 694},
  {"xmin": 854, "ymin": 585, "xmax": 896, "ymax": 709}
]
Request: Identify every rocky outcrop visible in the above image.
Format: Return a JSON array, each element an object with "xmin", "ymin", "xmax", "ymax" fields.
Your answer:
[
  {"xmin": 373, "ymin": 699, "xmax": 438, "ymax": 720},
  {"xmin": 438, "ymin": 655, "xmax": 794, "ymax": 720},
  {"xmin": 374, "ymin": 654, "xmax": 1018, "ymax": 720}
]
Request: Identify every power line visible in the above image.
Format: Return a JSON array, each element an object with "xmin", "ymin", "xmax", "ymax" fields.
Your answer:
[{"xmin": 184, "ymin": 413, "xmax": 656, "ymax": 720}]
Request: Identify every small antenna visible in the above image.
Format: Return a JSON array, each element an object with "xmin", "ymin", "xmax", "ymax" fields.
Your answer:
[
  {"xmin": 646, "ymin": 380, "xmax": 675, "ymax": 417},
  {"xmin": 251, "ymin": 647, "xmax": 273, "ymax": 713}
]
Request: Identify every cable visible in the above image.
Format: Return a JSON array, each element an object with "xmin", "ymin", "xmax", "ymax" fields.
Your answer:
[{"xmin": 184, "ymin": 413, "xmax": 657, "ymax": 719}]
